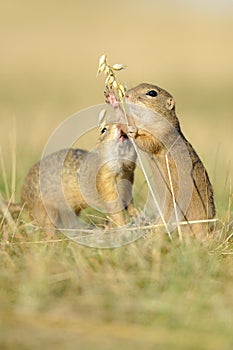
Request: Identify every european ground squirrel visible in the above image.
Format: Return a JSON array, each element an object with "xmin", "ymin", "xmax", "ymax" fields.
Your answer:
[
  {"xmin": 106, "ymin": 83, "xmax": 216, "ymax": 238},
  {"xmin": 19, "ymin": 122, "xmax": 137, "ymax": 234}
]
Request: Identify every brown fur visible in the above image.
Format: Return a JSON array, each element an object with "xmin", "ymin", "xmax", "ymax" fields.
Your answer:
[
  {"xmin": 122, "ymin": 83, "xmax": 215, "ymax": 238},
  {"xmin": 20, "ymin": 124, "xmax": 137, "ymax": 235}
]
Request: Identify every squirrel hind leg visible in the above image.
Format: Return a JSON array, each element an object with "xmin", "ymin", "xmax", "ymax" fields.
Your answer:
[
  {"xmin": 126, "ymin": 202, "xmax": 139, "ymax": 218},
  {"xmin": 29, "ymin": 202, "xmax": 58, "ymax": 238},
  {"xmin": 43, "ymin": 219, "xmax": 57, "ymax": 238},
  {"xmin": 108, "ymin": 212, "xmax": 126, "ymax": 227}
]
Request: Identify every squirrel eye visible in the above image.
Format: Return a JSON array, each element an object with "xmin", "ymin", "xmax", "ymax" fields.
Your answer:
[
  {"xmin": 146, "ymin": 90, "xmax": 158, "ymax": 97},
  {"xmin": 101, "ymin": 127, "xmax": 107, "ymax": 134}
]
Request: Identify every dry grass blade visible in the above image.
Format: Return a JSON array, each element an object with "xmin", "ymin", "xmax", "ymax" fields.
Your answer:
[
  {"xmin": 0, "ymin": 191, "xmax": 15, "ymax": 229},
  {"xmin": 10, "ymin": 201, "xmax": 26, "ymax": 243},
  {"xmin": 10, "ymin": 120, "xmax": 17, "ymax": 203},
  {"xmin": 131, "ymin": 139, "xmax": 172, "ymax": 239},
  {"xmin": 0, "ymin": 147, "xmax": 10, "ymax": 200},
  {"xmin": 165, "ymin": 153, "xmax": 182, "ymax": 241}
]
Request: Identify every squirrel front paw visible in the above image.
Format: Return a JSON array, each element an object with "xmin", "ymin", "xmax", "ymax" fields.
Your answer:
[{"xmin": 127, "ymin": 125, "xmax": 138, "ymax": 139}]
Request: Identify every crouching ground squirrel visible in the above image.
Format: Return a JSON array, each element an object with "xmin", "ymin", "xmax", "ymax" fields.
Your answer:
[
  {"xmin": 16, "ymin": 122, "xmax": 137, "ymax": 234},
  {"xmin": 106, "ymin": 83, "xmax": 216, "ymax": 238}
]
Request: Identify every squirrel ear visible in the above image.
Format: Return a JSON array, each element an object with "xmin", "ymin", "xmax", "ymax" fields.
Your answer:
[{"xmin": 166, "ymin": 97, "xmax": 175, "ymax": 111}]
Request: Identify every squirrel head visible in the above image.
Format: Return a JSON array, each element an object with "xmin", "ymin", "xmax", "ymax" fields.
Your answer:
[{"xmin": 124, "ymin": 83, "xmax": 180, "ymax": 131}]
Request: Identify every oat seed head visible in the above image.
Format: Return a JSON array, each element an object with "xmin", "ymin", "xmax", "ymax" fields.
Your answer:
[
  {"xmin": 97, "ymin": 54, "xmax": 127, "ymax": 101},
  {"xmin": 98, "ymin": 108, "xmax": 107, "ymax": 129}
]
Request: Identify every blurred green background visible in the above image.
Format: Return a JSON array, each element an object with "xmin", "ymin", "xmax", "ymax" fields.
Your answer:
[{"xmin": 0, "ymin": 0, "xmax": 233, "ymax": 210}]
